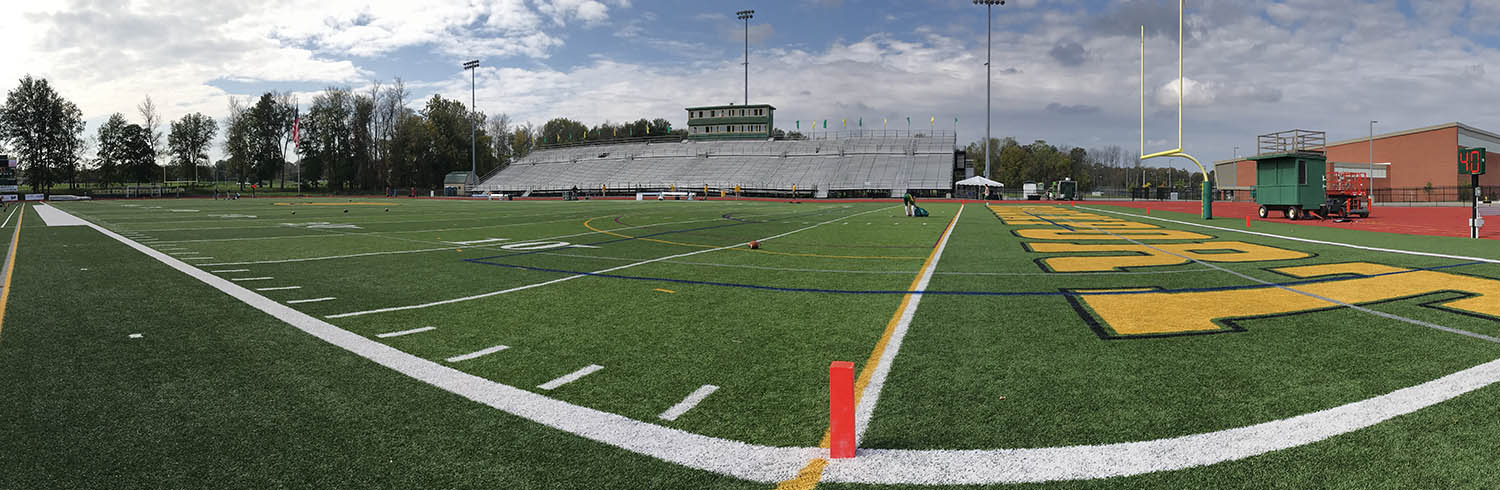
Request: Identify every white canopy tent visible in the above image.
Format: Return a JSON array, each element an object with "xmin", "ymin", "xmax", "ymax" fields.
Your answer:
[
  {"xmin": 955, "ymin": 176, "xmax": 1004, "ymax": 187},
  {"xmin": 955, "ymin": 175, "xmax": 1003, "ymax": 200}
]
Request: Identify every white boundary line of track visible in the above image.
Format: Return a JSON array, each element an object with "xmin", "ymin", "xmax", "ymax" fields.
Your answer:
[
  {"xmin": 58, "ymin": 204, "xmax": 1500, "ymax": 485},
  {"xmin": 325, "ymin": 206, "xmax": 892, "ymax": 318}
]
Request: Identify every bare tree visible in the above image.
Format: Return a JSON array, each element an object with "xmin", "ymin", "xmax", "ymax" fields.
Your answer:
[
  {"xmin": 377, "ymin": 78, "xmax": 408, "ymax": 187},
  {"xmin": 487, "ymin": 112, "xmax": 511, "ymax": 168},
  {"xmin": 137, "ymin": 95, "xmax": 163, "ymax": 182}
]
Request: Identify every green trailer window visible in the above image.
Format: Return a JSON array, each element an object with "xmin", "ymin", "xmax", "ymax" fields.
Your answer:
[{"xmin": 1297, "ymin": 161, "xmax": 1306, "ymax": 185}]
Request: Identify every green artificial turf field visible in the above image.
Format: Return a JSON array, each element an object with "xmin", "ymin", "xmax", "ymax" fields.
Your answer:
[{"xmin": 3, "ymin": 197, "xmax": 1499, "ymax": 489}]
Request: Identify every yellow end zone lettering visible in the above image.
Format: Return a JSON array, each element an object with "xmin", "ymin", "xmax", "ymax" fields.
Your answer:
[
  {"xmin": 1073, "ymin": 262, "xmax": 1500, "ymax": 338},
  {"xmin": 1016, "ymin": 229, "xmax": 1213, "ymax": 241},
  {"xmin": 1029, "ymin": 241, "xmax": 1311, "ymax": 272}
]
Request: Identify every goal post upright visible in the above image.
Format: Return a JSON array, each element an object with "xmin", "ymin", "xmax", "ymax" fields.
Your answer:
[{"xmin": 1138, "ymin": 0, "xmax": 1212, "ymax": 219}]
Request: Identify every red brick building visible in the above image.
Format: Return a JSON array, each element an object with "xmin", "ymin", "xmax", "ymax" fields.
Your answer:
[{"xmin": 1215, "ymin": 123, "xmax": 1500, "ymax": 202}]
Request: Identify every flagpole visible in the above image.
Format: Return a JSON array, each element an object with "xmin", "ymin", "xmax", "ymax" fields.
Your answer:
[{"xmin": 294, "ymin": 106, "xmax": 301, "ymax": 197}]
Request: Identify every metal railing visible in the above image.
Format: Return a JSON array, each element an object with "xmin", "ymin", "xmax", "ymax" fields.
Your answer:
[{"xmin": 1257, "ymin": 129, "xmax": 1326, "ymax": 155}]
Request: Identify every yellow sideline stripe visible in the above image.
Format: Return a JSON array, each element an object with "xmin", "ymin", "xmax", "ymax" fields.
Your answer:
[
  {"xmin": 582, "ymin": 217, "xmax": 922, "ymax": 260},
  {"xmin": 653, "ymin": 288, "xmax": 676, "ymax": 294},
  {"xmin": 0, "ymin": 204, "xmax": 24, "ymax": 340},
  {"xmin": 773, "ymin": 206, "xmax": 963, "ymax": 489}
]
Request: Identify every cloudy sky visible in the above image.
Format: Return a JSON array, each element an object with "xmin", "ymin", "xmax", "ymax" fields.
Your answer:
[{"xmin": 4, "ymin": 0, "xmax": 1500, "ymax": 171}]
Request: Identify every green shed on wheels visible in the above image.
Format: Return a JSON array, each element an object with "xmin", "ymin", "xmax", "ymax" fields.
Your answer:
[{"xmin": 1250, "ymin": 130, "xmax": 1327, "ymax": 220}]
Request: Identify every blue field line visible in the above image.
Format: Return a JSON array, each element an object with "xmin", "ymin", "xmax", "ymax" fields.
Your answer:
[
  {"xmin": 1024, "ymin": 211, "xmax": 1075, "ymax": 231},
  {"xmin": 468, "ymin": 206, "xmax": 856, "ymax": 262},
  {"xmin": 462, "ymin": 257, "xmax": 1485, "ymax": 297}
]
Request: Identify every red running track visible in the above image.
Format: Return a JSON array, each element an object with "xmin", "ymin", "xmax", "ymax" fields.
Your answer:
[{"xmin": 1080, "ymin": 200, "xmax": 1499, "ymax": 240}]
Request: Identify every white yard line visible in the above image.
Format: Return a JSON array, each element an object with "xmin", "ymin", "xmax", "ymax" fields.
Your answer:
[
  {"xmin": 198, "ymin": 216, "xmax": 725, "ymax": 267},
  {"xmin": 445, "ymin": 345, "xmax": 509, "ymax": 363},
  {"xmin": 0, "ymin": 206, "xmax": 18, "ymax": 228},
  {"xmin": 538, "ymin": 364, "xmax": 604, "ymax": 390},
  {"xmin": 230, "ymin": 277, "xmax": 273, "ymax": 281},
  {"xmin": 57, "ymin": 203, "xmax": 1500, "ymax": 486},
  {"xmin": 1079, "ymin": 206, "xmax": 1500, "ymax": 264},
  {"xmin": 854, "ymin": 204, "xmax": 963, "ymax": 444},
  {"xmin": 183, "ymin": 257, "xmax": 214, "ymax": 261},
  {"xmin": 375, "ymin": 326, "xmax": 436, "ymax": 338},
  {"xmin": 286, "ymin": 297, "xmax": 336, "ymax": 304},
  {"xmin": 255, "ymin": 286, "xmax": 302, "ymax": 291},
  {"xmin": 326, "ymin": 206, "xmax": 895, "ymax": 319},
  {"xmin": 211, "ymin": 269, "xmax": 250, "ymax": 273},
  {"xmin": 658, "ymin": 385, "xmax": 720, "ymax": 422},
  {"xmin": 198, "ymin": 246, "xmax": 460, "ymax": 267}
]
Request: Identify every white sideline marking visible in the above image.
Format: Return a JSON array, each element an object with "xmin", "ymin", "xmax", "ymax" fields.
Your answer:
[
  {"xmin": 33, "ymin": 204, "xmax": 89, "ymax": 226},
  {"xmin": 211, "ymin": 269, "xmax": 250, "ymax": 273},
  {"xmin": 128, "ymin": 333, "xmax": 143, "ymax": 339},
  {"xmin": 1079, "ymin": 206, "xmax": 1500, "ymax": 264},
  {"xmin": 538, "ymin": 364, "xmax": 604, "ymax": 390},
  {"xmin": 255, "ymin": 286, "xmax": 302, "ymax": 291},
  {"xmin": 854, "ymin": 204, "xmax": 963, "ymax": 445},
  {"xmin": 61, "ymin": 203, "xmax": 1500, "ymax": 485},
  {"xmin": 230, "ymin": 277, "xmax": 273, "ymax": 281},
  {"xmin": 445, "ymin": 345, "xmax": 509, "ymax": 363},
  {"xmin": 326, "ymin": 206, "xmax": 897, "ymax": 318},
  {"xmin": 0, "ymin": 207, "xmax": 18, "ymax": 228},
  {"xmin": 286, "ymin": 297, "xmax": 336, "ymax": 304},
  {"xmin": 659, "ymin": 385, "xmax": 719, "ymax": 422},
  {"xmin": 375, "ymin": 326, "xmax": 436, "ymax": 338}
]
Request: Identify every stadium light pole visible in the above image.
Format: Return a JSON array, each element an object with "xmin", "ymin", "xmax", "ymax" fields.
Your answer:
[
  {"xmin": 973, "ymin": 0, "xmax": 1003, "ymax": 181},
  {"xmin": 464, "ymin": 60, "xmax": 480, "ymax": 190},
  {"xmin": 1368, "ymin": 120, "xmax": 1377, "ymax": 202},
  {"xmin": 737, "ymin": 10, "xmax": 754, "ymax": 107}
]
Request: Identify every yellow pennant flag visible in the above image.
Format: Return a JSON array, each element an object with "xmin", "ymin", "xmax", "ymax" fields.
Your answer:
[
  {"xmin": 883, "ymin": 118, "xmax": 888, "ymax": 129},
  {"xmin": 842, "ymin": 118, "xmax": 846, "ymax": 128}
]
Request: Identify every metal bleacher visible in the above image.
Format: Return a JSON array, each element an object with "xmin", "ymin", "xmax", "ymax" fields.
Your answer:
[{"xmin": 475, "ymin": 130, "xmax": 956, "ymax": 195}]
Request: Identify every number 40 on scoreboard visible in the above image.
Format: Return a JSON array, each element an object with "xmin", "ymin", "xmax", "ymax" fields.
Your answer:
[{"xmin": 1459, "ymin": 147, "xmax": 1486, "ymax": 175}]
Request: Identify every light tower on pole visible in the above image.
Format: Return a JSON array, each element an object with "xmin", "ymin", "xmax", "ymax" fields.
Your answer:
[
  {"xmin": 737, "ymin": 10, "xmax": 755, "ymax": 107},
  {"xmin": 463, "ymin": 59, "xmax": 480, "ymax": 189},
  {"xmin": 973, "ymin": 0, "xmax": 1004, "ymax": 181}
]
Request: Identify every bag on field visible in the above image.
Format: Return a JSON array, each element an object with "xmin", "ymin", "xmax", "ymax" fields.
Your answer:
[{"xmin": 914, "ymin": 206, "xmax": 929, "ymax": 217}]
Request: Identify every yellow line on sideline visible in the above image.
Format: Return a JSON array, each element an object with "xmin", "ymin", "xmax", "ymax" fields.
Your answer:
[
  {"xmin": 653, "ymin": 288, "xmax": 676, "ymax": 294},
  {"xmin": 0, "ymin": 204, "xmax": 24, "ymax": 340},
  {"xmin": 582, "ymin": 217, "xmax": 922, "ymax": 261},
  {"xmin": 773, "ymin": 205, "xmax": 963, "ymax": 489}
]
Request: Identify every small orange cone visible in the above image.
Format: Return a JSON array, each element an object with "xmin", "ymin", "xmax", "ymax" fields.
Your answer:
[
  {"xmin": 1146, "ymin": 207, "xmax": 1151, "ymax": 215},
  {"xmin": 1245, "ymin": 216, "xmax": 1251, "ymax": 228}
]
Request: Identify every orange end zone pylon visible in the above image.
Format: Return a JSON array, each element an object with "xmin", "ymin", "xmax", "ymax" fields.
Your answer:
[{"xmin": 829, "ymin": 361, "xmax": 855, "ymax": 458}]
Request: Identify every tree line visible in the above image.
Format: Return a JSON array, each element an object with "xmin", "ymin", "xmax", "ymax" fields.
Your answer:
[
  {"xmin": 0, "ymin": 75, "xmax": 693, "ymax": 193},
  {"xmin": 965, "ymin": 137, "xmax": 1206, "ymax": 192}
]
